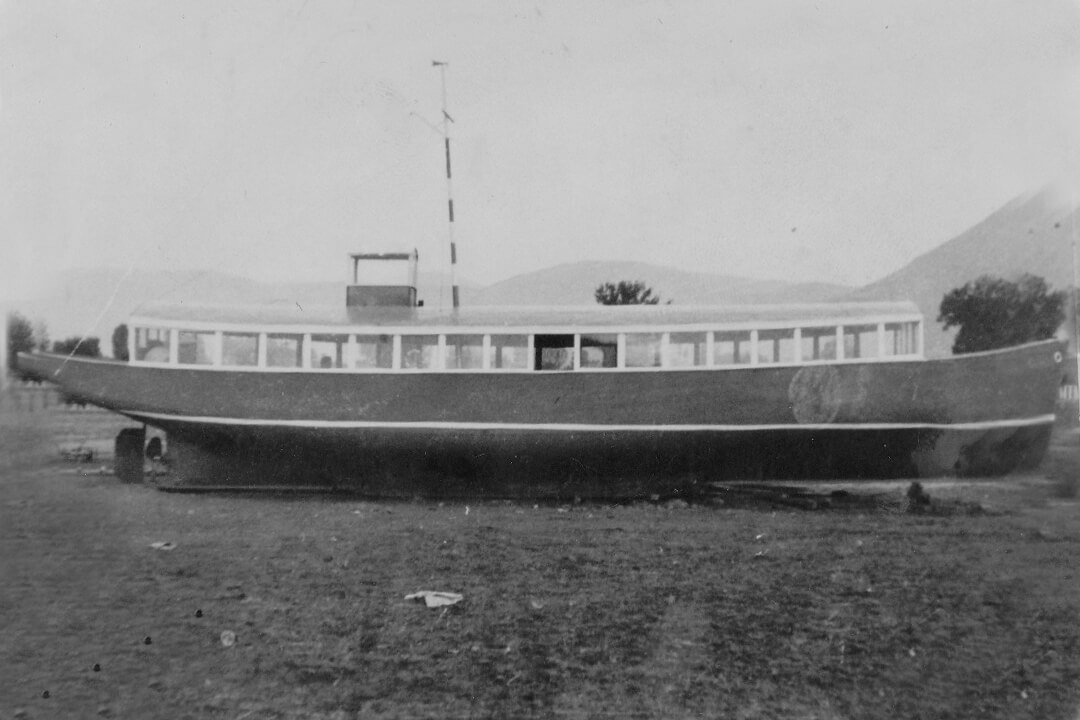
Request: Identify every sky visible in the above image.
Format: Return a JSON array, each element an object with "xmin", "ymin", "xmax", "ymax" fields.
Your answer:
[{"xmin": 2, "ymin": 0, "xmax": 1079, "ymax": 307}]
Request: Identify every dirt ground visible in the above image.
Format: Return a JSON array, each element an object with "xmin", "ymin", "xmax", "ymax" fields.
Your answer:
[{"xmin": 1, "ymin": 400, "xmax": 1079, "ymax": 719}]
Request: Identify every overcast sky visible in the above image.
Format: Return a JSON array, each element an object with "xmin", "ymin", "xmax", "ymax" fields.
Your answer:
[{"xmin": 2, "ymin": 0, "xmax": 1078, "ymax": 305}]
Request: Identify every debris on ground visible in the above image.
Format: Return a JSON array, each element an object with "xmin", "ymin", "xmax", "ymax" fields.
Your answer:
[
  {"xmin": 150, "ymin": 541, "xmax": 176, "ymax": 551},
  {"xmin": 405, "ymin": 591, "xmax": 463, "ymax": 608},
  {"xmin": 221, "ymin": 584, "xmax": 246, "ymax": 601},
  {"xmin": 60, "ymin": 445, "xmax": 94, "ymax": 462},
  {"xmin": 707, "ymin": 483, "xmax": 898, "ymax": 512},
  {"xmin": 907, "ymin": 481, "xmax": 932, "ymax": 512}
]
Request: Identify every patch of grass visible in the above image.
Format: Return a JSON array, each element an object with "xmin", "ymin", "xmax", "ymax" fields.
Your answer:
[
  {"xmin": 2, "ymin": 405, "xmax": 1080, "ymax": 719},
  {"xmin": 1049, "ymin": 461, "xmax": 1079, "ymax": 499}
]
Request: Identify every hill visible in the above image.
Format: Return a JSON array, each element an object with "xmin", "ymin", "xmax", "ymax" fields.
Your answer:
[
  {"xmin": 17, "ymin": 268, "xmax": 474, "ymax": 353},
  {"xmin": 472, "ymin": 261, "xmax": 848, "ymax": 306},
  {"xmin": 19, "ymin": 185, "xmax": 1076, "ymax": 361},
  {"xmin": 17, "ymin": 263, "xmax": 848, "ymax": 357},
  {"xmin": 19, "ymin": 268, "xmax": 270, "ymax": 354},
  {"xmin": 846, "ymin": 186, "xmax": 1079, "ymax": 356}
]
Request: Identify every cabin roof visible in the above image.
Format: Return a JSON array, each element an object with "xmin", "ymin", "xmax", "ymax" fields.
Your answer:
[{"xmin": 130, "ymin": 301, "xmax": 922, "ymax": 331}]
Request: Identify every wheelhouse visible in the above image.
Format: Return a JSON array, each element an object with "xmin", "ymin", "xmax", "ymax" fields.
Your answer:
[{"xmin": 127, "ymin": 302, "xmax": 924, "ymax": 373}]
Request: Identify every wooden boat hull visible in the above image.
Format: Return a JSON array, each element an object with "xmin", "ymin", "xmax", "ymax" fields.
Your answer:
[{"xmin": 17, "ymin": 340, "xmax": 1064, "ymax": 498}]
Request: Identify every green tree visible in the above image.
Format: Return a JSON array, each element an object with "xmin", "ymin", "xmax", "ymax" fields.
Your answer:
[
  {"xmin": 112, "ymin": 323, "xmax": 129, "ymax": 361},
  {"xmin": 6, "ymin": 311, "xmax": 34, "ymax": 371},
  {"xmin": 938, "ymin": 274, "xmax": 1065, "ymax": 354},
  {"xmin": 52, "ymin": 336, "xmax": 102, "ymax": 358},
  {"xmin": 594, "ymin": 280, "xmax": 663, "ymax": 305}
]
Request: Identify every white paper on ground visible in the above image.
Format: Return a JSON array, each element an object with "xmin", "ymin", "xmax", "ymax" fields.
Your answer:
[{"xmin": 405, "ymin": 591, "xmax": 464, "ymax": 608}]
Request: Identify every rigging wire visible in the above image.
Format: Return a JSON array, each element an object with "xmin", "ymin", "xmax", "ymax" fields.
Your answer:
[{"xmin": 56, "ymin": 258, "xmax": 140, "ymax": 374}]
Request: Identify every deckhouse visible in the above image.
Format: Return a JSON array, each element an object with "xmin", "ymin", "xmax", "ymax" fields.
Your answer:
[
  {"xmin": 127, "ymin": 302, "xmax": 923, "ymax": 374},
  {"xmin": 128, "ymin": 250, "xmax": 924, "ymax": 375}
]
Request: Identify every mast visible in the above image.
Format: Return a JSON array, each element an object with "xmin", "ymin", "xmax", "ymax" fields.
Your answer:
[{"xmin": 432, "ymin": 60, "xmax": 460, "ymax": 309}]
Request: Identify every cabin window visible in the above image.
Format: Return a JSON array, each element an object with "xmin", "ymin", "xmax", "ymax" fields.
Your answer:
[
  {"xmin": 843, "ymin": 325, "xmax": 879, "ymax": 359},
  {"xmin": 884, "ymin": 322, "xmax": 919, "ymax": 356},
  {"xmin": 177, "ymin": 331, "xmax": 217, "ymax": 365},
  {"xmin": 445, "ymin": 334, "xmax": 484, "ymax": 370},
  {"xmin": 222, "ymin": 332, "xmax": 259, "ymax": 366},
  {"xmin": 266, "ymin": 334, "xmax": 303, "ymax": 367},
  {"xmin": 354, "ymin": 334, "xmax": 394, "ymax": 369},
  {"xmin": 625, "ymin": 333, "xmax": 662, "ymax": 368},
  {"xmin": 134, "ymin": 327, "xmax": 171, "ymax": 362},
  {"xmin": 757, "ymin": 329, "xmax": 796, "ymax": 364},
  {"xmin": 534, "ymin": 334, "xmax": 574, "ymax": 371},
  {"xmin": 401, "ymin": 335, "xmax": 439, "ymax": 369},
  {"xmin": 800, "ymin": 327, "xmax": 837, "ymax": 361},
  {"xmin": 713, "ymin": 331, "xmax": 752, "ymax": 365},
  {"xmin": 669, "ymin": 332, "xmax": 707, "ymax": 367},
  {"xmin": 489, "ymin": 334, "xmax": 529, "ymax": 370},
  {"xmin": 579, "ymin": 334, "xmax": 618, "ymax": 369},
  {"xmin": 310, "ymin": 334, "xmax": 348, "ymax": 369}
]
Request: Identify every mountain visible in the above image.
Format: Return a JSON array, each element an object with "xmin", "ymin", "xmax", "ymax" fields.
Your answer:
[
  {"xmin": 16, "ymin": 268, "xmax": 476, "ymax": 351},
  {"xmin": 845, "ymin": 186, "xmax": 1079, "ymax": 357},
  {"xmin": 23, "ymin": 185, "xmax": 1074, "ymax": 361},
  {"xmin": 472, "ymin": 261, "xmax": 849, "ymax": 306},
  {"xmin": 19, "ymin": 268, "xmax": 272, "ymax": 353},
  {"xmin": 16, "ymin": 262, "xmax": 850, "ymax": 357}
]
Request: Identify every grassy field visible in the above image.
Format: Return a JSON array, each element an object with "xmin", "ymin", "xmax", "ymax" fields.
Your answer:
[{"xmin": 1, "ymin": 400, "xmax": 1079, "ymax": 719}]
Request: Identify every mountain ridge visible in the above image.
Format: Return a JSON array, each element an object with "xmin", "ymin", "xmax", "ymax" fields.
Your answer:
[
  {"xmin": 16, "ymin": 262, "xmax": 851, "ymax": 355},
  {"xmin": 14, "ymin": 184, "xmax": 1076, "ymax": 359},
  {"xmin": 845, "ymin": 185, "xmax": 1078, "ymax": 356}
]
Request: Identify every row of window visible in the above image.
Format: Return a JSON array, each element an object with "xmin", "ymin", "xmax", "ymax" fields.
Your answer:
[{"xmin": 132, "ymin": 322, "xmax": 920, "ymax": 371}]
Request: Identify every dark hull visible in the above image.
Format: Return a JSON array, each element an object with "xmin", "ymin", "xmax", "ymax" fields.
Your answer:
[
  {"xmin": 18, "ymin": 341, "xmax": 1064, "ymax": 498},
  {"xmin": 155, "ymin": 424, "xmax": 1054, "ymax": 499}
]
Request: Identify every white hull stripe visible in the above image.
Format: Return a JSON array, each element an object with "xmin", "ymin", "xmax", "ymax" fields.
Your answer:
[{"xmin": 123, "ymin": 410, "xmax": 1057, "ymax": 433}]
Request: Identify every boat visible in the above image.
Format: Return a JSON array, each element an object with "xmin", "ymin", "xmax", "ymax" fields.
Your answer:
[{"xmin": 16, "ymin": 251, "xmax": 1066, "ymax": 499}]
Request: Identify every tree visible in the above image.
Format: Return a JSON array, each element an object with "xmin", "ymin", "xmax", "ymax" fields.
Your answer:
[
  {"xmin": 6, "ymin": 312, "xmax": 49, "ymax": 382},
  {"xmin": 938, "ymin": 274, "xmax": 1065, "ymax": 354},
  {"xmin": 594, "ymin": 280, "xmax": 663, "ymax": 305},
  {"xmin": 52, "ymin": 336, "xmax": 102, "ymax": 358},
  {"xmin": 32, "ymin": 319, "xmax": 49, "ymax": 352},
  {"xmin": 112, "ymin": 324, "xmax": 130, "ymax": 361},
  {"xmin": 6, "ymin": 311, "xmax": 34, "ymax": 371}
]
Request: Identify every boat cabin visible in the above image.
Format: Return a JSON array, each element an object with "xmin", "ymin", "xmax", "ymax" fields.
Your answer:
[{"xmin": 127, "ymin": 301, "xmax": 923, "ymax": 373}]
